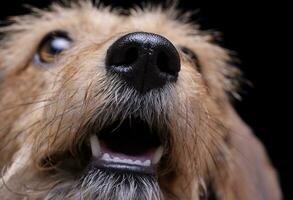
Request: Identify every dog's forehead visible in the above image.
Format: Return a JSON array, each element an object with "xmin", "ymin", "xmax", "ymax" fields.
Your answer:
[{"xmin": 3, "ymin": 4, "xmax": 202, "ymax": 46}]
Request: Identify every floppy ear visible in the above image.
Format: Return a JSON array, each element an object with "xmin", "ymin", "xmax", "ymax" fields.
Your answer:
[
  {"xmin": 0, "ymin": 60, "xmax": 4, "ymax": 92},
  {"xmin": 192, "ymin": 37, "xmax": 242, "ymax": 108},
  {"xmin": 214, "ymin": 105, "xmax": 282, "ymax": 200},
  {"xmin": 194, "ymin": 40, "xmax": 281, "ymax": 199}
]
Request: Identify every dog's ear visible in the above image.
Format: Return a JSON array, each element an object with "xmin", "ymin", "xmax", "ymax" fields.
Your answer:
[
  {"xmin": 0, "ymin": 34, "xmax": 4, "ymax": 80},
  {"xmin": 0, "ymin": 56, "xmax": 4, "ymax": 84},
  {"xmin": 193, "ymin": 39, "xmax": 242, "ymax": 108},
  {"xmin": 216, "ymin": 105, "xmax": 282, "ymax": 200},
  {"xmin": 194, "ymin": 40, "xmax": 282, "ymax": 199},
  {"xmin": 0, "ymin": 31, "xmax": 9, "ymax": 79}
]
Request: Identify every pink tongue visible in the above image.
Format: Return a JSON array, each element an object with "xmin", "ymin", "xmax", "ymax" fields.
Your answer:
[{"xmin": 100, "ymin": 143, "xmax": 156, "ymax": 161}]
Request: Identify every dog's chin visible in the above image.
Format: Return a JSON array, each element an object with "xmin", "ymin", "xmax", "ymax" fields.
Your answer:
[
  {"xmin": 45, "ymin": 116, "xmax": 166, "ymax": 200},
  {"xmin": 46, "ymin": 168, "xmax": 162, "ymax": 200}
]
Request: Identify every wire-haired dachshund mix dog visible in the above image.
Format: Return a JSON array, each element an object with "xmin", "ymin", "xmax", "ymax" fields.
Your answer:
[{"xmin": 0, "ymin": 1, "xmax": 281, "ymax": 200}]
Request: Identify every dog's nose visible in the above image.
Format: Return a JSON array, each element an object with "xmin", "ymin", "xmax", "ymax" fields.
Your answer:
[{"xmin": 106, "ymin": 32, "xmax": 180, "ymax": 93}]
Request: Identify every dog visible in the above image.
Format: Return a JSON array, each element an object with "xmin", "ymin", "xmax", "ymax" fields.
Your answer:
[{"xmin": 0, "ymin": 1, "xmax": 282, "ymax": 200}]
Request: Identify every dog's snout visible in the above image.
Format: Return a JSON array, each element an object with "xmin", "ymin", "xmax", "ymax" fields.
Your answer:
[{"xmin": 106, "ymin": 32, "xmax": 180, "ymax": 93}]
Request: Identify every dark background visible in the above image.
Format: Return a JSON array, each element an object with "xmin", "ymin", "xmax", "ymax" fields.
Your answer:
[{"xmin": 0, "ymin": 0, "xmax": 290, "ymax": 199}]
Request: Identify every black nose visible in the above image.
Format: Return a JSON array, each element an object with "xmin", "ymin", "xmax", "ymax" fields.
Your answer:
[{"xmin": 106, "ymin": 32, "xmax": 180, "ymax": 93}]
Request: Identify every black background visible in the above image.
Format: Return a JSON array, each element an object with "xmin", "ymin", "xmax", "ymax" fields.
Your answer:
[{"xmin": 0, "ymin": 0, "xmax": 290, "ymax": 199}]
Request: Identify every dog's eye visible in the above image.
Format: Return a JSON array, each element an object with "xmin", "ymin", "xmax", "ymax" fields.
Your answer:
[
  {"xmin": 35, "ymin": 31, "xmax": 72, "ymax": 64},
  {"xmin": 180, "ymin": 46, "xmax": 201, "ymax": 72}
]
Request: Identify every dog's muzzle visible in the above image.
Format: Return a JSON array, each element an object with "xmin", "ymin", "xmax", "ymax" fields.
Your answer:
[
  {"xmin": 87, "ymin": 32, "xmax": 179, "ymax": 176},
  {"xmin": 106, "ymin": 32, "xmax": 181, "ymax": 93}
]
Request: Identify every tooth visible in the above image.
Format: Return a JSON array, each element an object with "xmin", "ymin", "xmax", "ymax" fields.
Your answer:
[
  {"xmin": 122, "ymin": 159, "xmax": 129, "ymax": 164},
  {"xmin": 152, "ymin": 146, "xmax": 164, "ymax": 165},
  {"xmin": 102, "ymin": 153, "xmax": 111, "ymax": 161},
  {"xmin": 134, "ymin": 160, "xmax": 141, "ymax": 165},
  {"xmin": 90, "ymin": 135, "xmax": 101, "ymax": 157},
  {"xmin": 113, "ymin": 157, "xmax": 121, "ymax": 162},
  {"xmin": 143, "ymin": 160, "xmax": 151, "ymax": 166}
]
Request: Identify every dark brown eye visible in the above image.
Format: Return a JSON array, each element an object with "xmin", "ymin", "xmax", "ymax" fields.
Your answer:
[
  {"xmin": 180, "ymin": 46, "xmax": 201, "ymax": 72},
  {"xmin": 35, "ymin": 31, "xmax": 72, "ymax": 65}
]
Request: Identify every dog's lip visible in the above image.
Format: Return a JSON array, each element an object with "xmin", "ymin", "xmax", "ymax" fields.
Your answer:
[{"xmin": 90, "ymin": 134, "xmax": 164, "ymax": 174}]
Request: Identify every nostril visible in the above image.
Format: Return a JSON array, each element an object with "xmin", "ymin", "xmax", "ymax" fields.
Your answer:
[
  {"xmin": 106, "ymin": 46, "xmax": 139, "ymax": 68},
  {"xmin": 156, "ymin": 51, "xmax": 176, "ymax": 77},
  {"xmin": 112, "ymin": 47, "xmax": 138, "ymax": 67},
  {"xmin": 123, "ymin": 47, "xmax": 139, "ymax": 66}
]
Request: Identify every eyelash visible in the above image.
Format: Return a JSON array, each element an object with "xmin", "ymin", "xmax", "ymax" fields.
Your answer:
[{"xmin": 180, "ymin": 46, "xmax": 201, "ymax": 72}]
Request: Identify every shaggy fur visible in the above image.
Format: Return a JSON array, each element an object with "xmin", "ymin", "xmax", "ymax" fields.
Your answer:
[{"xmin": 0, "ymin": 1, "xmax": 281, "ymax": 200}]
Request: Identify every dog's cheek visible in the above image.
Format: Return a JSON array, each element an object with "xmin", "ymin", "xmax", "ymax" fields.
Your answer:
[
  {"xmin": 0, "ymin": 67, "xmax": 48, "ymax": 157},
  {"xmin": 30, "ymin": 51, "xmax": 107, "ymax": 165}
]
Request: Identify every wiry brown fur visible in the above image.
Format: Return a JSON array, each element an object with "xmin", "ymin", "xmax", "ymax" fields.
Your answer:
[{"xmin": 0, "ymin": 1, "xmax": 281, "ymax": 200}]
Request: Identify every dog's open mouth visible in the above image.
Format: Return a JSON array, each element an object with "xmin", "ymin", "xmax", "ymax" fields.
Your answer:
[{"xmin": 89, "ymin": 117, "xmax": 164, "ymax": 175}]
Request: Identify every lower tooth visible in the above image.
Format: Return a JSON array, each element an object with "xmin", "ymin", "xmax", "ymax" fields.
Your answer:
[
  {"xmin": 126, "ymin": 159, "xmax": 132, "ymax": 163},
  {"xmin": 102, "ymin": 153, "xmax": 111, "ymax": 160},
  {"xmin": 152, "ymin": 146, "xmax": 164, "ymax": 164},
  {"xmin": 90, "ymin": 135, "xmax": 101, "ymax": 157},
  {"xmin": 143, "ymin": 160, "xmax": 151, "ymax": 166},
  {"xmin": 113, "ymin": 157, "xmax": 121, "ymax": 162},
  {"xmin": 134, "ymin": 160, "xmax": 141, "ymax": 165}
]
